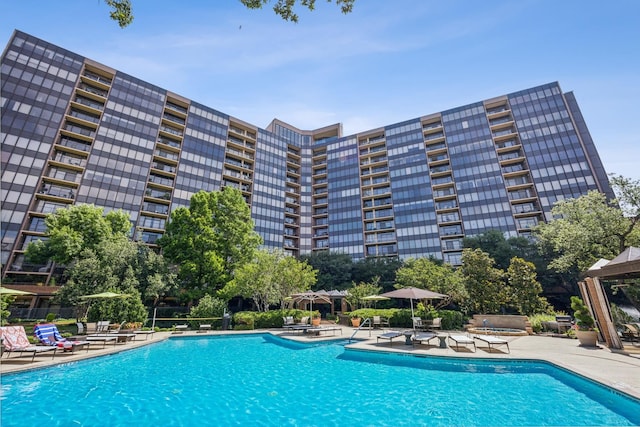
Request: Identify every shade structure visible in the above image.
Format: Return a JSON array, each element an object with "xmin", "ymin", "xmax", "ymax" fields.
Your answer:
[
  {"xmin": 362, "ymin": 295, "xmax": 391, "ymax": 301},
  {"xmin": 0, "ymin": 286, "xmax": 35, "ymax": 296},
  {"xmin": 362, "ymin": 294, "xmax": 390, "ymax": 308},
  {"xmin": 290, "ymin": 291, "xmax": 331, "ymax": 320},
  {"xmin": 380, "ymin": 287, "xmax": 449, "ymax": 328},
  {"xmin": 80, "ymin": 291, "xmax": 129, "ymax": 299}
]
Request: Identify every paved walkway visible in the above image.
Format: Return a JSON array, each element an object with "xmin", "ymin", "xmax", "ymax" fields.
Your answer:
[{"xmin": 2, "ymin": 327, "xmax": 639, "ymax": 399}]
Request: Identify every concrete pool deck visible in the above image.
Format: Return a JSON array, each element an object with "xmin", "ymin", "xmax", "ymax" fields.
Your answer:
[{"xmin": 2, "ymin": 327, "xmax": 639, "ymax": 400}]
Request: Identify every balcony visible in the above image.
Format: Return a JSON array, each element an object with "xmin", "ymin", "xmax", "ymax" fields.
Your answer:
[
  {"xmin": 58, "ymin": 136, "xmax": 91, "ymax": 152},
  {"xmin": 52, "ymin": 153, "xmax": 86, "ymax": 168},
  {"xmin": 69, "ymin": 108, "xmax": 100, "ymax": 124},
  {"xmin": 63, "ymin": 122, "xmax": 95, "ymax": 138},
  {"xmin": 73, "ymin": 95, "xmax": 104, "ymax": 111},
  {"xmin": 163, "ymin": 112, "xmax": 186, "ymax": 126},
  {"xmin": 82, "ymin": 70, "xmax": 112, "ymax": 85},
  {"xmin": 159, "ymin": 125, "xmax": 183, "ymax": 138},
  {"xmin": 38, "ymin": 183, "xmax": 75, "ymax": 200},
  {"xmin": 165, "ymin": 101, "xmax": 188, "ymax": 115},
  {"xmin": 77, "ymin": 82, "xmax": 108, "ymax": 98}
]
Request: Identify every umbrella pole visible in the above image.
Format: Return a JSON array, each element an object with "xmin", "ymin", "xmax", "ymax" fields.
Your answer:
[
  {"xmin": 152, "ymin": 307, "xmax": 157, "ymax": 330},
  {"xmin": 411, "ymin": 299, "xmax": 415, "ymax": 332}
]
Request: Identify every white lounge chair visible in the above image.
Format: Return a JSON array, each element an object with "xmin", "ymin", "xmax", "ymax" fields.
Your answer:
[
  {"xmin": 305, "ymin": 326, "xmax": 342, "ymax": 337},
  {"xmin": 474, "ymin": 335, "xmax": 510, "ymax": 353},
  {"xmin": 377, "ymin": 331, "xmax": 403, "ymax": 346},
  {"xmin": 448, "ymin": 334, "xmax": 476, "ymax": 352},
  {"xmin": 412, "ymin": 331, "xmax": 437, "ymax": 346},
  {"xmin": 0, "ymin": 326, "xmax": 57, "ymax": 362}
]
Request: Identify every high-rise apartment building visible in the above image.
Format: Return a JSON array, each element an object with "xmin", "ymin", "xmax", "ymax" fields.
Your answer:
[{"xmin": 1, "ymin": 30, "xmax": 613, "ymax": 284}]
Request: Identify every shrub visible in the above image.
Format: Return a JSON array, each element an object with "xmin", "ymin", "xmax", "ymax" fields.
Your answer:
[
  {"xmin": 528, "ymin": 313, "xmax": 557, "ymax": 333},
  {"xmin": 45, "ymin": 313, "xmax": 56, "ymax": 322}
]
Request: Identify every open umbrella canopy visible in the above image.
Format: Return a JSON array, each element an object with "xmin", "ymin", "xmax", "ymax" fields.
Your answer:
[
  {"xmin": 80, "ymin": 291, "xmax": 129, "ymax": 299},
  {"xmin": 380, "ymin": 287, "xmax": 448, "ymax": 300},
  {"xmin": 381, "ymin": 287, "xmax": 449, "ymax": 328},
  {"xmin": 290, "ymin": 291, "xmax": 332, "ymax": 320},
  {"xmin": 0, "ymin": 286, "xmax": 35, "ymax": 296},
  {"xmin": 362, "ymin": 295, "xmax": 391, "ymax": 301}
]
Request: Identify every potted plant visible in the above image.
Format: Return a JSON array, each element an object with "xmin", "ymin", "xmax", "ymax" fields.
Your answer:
[
  {"xmin": 570, "ymin": 296, "xmax": 598, "ymax": 347},
  {"xmin": 311, "ymin": 313, "xmax": 321, "ymax": 326},
  {"xmin": 350, "ymin": 314, "xmax": 361, "ymax": 328}
]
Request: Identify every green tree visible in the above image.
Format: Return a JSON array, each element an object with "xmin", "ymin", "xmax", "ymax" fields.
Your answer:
[
  {"xmin": 189, "ymin": 294, "xmax": 228, "ymax": 319},
  {"xmin": 299, "ymin": 251, "xmax": 353, "ymax": 290},
  {"xmin": 394, "ymin": 257, "xmax": 467, "ymax": 305},
  {"xmin": 346, "ymin": 277, "xmax": 382, "ymax": 310},
  {"xmin": 55, "ymin": 240, "xmax": 148, "ymax": 322},
  {"xmin": 25, "ymin": 204, "xmax": 131, "ymax": 267},
  {"xmin": 241, "ymin": 0, "xmax": 355, "ymax": 23},
  {"xmin": 105, "ymin": 0, "xmax": 355, "ymax": 28},
  {"xmin": 159, "ymin": 188, "xmax": 262, "ymax": 296},
  {"xmin": 460, "ymin": 248, "xmax": 505, "ymax": 315},
  {"xmin": 1, "ymin": 296, "xmax": 13, "ymax": 325},
  {"xmin": 224, "ymin": 249, "xmax": 316, "ymax": 311},
  {"xmin": 505, "ymin": 257, "xmax": 551, "ymax": 315},
  {"xmin": 106, "ymin": 0, "xmax": 133, "ymax": 28},
  {"xmin": 535, "ymin": 189, "xmax": 640, "ymax": 274},
  {"xmin": 463, "ymin": 230, "xmax": 535, "ymax": 271},
  {"xmin": 350, "ymin": 257, "xmax": 402, "ymax": 292}
]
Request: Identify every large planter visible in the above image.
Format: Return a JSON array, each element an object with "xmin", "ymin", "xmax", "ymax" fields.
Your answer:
[
  {"xmin": 575, "ymin": 330, "xmax": 598, "ymax": 347},
  {"xmin": 351, "ymin": 318, "xmax": 361, "ymax": 328},
  {"xmin": 311, "ymin": 317, "xmax": 321, "ymax": 326}
]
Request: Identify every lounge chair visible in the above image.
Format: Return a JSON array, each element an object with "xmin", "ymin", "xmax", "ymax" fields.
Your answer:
[
  {"xmin": 284, "ymin": 316, "xmax": 310, "ymax": 330},
  {"xmin": 305, "ymin": 326, "xmax": 342, "ymax": 337},
  {"xmin": 412, "ymin": 331, "xmax": 438, "ymax": 347},
  {"xmin": 173, "ymin": 324, "xmax": 189, "ymax": 334},
  {"xmin": 198, "ymin": 324, "xmax": 212, "ymax": 333},
  {"xmin": 0, "ymin": 325, "xmax": 57, "ymax": 362},
  {"xmin": 376, "ymin": 330, "xmax": 403, "ymax": 346},
  {"xmin": 474, "ymin": 335, "xmax": 510, "ymax": 353},
  {"xmin": 33, "ymin": 323, "xmax": 91, "ymax": 353},
  {"xmin": 448, "ymin": 334, "xmax": 476, "ymax": 352},
  {"xmin": 83, "ymin": 335, "xmax": 118, "ymax": 347},
  {"xmin": 372, "ymin": 316, "xmax": 390, "ymax": 329}
]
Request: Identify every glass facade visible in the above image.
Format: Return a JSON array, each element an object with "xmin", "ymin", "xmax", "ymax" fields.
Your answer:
[{"xmin": 1, "ymin": 31, "xmax": 613, "ymax": 283}]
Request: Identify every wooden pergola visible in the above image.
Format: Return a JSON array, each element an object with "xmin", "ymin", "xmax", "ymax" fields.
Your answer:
[{"xmin": 583, "ymin": 247, "xmax": 640, "ymax": 349}]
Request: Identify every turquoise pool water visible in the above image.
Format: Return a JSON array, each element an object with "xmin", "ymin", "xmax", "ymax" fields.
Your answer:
[{"xmin": 1, "ymin": 334, "xmax": 639, "ymax": 426}]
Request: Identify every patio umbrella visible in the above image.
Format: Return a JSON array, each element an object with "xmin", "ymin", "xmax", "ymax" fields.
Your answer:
[
  {"xmin": 0, "ymin": 286, "xmax": 35, "ymax": 296},
  {"xmin": 79, "ymin": 291, "xmax": 130, "ymax": 321},
  {"xmin": 362, "ymin": 294, "xmax": 390, "ymax": 308},
  {"xmin": 291, "ymin": 291, "xmax": 331, "ymax": 323},
  {"xmin": 80, "ymin": 291, "xmax": 129, "ymax": 299},
  {"xmin": 380, "ymin": 287, "xmax": 448, "ymax": 327}
]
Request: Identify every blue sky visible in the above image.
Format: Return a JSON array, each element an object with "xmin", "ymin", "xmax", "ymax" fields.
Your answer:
[{"xmin": 3, "ymin": 1, "xmax": 639, "ymax": 180}]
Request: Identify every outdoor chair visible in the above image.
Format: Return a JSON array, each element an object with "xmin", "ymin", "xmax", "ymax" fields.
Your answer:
[
  {"xmin": 621, "ymin": 323, "xmax": 640, "ymax": 342},
  {"xmin": 412, "ymin": 317, "xmax": 426, "ymax": 331},
  {"xmin": 473, "ymin": 335, "xmax": 510, "ymax": 353},
  {"xmin": 376, "ymin": 331, "xmax": 403, "ymax": 346},
  {"xmin": 372, "ymin": 316, "xmax": 390, "ymax": 329},
  {"xmin": 448, "ymin": 334, "xmax": 476, "ymax": 352},
  {"xmin": 0, "ymin": 325, "xmax": 57, "ymax": 362},
  {"xmin": 412, "ymin": 331, "xmax": 437, "ymax": 347},
  {"xmin": 428, "ymin": 317, "xmax": 442, "ymax": 331},
  {"xmin": 34, "ymin": 324, "xmax": 91, "ymax": 353}
]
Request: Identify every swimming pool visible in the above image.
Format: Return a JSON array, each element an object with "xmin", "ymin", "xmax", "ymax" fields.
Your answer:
[{"xmin": 1, "ymin": 334, "xmax": 639, "ymax": 426}]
